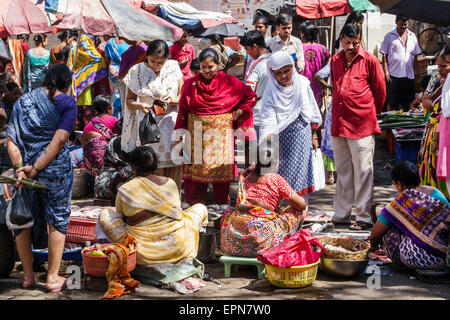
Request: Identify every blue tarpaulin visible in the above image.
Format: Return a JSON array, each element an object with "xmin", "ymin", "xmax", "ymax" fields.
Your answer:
[
  {"xmin": 37, "ymin": 0, "xmax": 59, "ymax": 14},
  {"xmin": 158, "ymin": 6, "xmax": 202, "ymax": 31}
]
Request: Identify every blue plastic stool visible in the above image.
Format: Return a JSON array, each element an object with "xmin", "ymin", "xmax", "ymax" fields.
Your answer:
[{"xmin": 219, "ymin": 255, "xmax": 266, "ymax": 279}]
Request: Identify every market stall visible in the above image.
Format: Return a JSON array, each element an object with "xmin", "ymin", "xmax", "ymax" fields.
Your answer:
[{"xmin": 378, "ymin": 112, "xmax": 427, "ymax": 164}]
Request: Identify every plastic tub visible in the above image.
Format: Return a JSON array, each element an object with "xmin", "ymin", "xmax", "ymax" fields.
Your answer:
[
  {"xmin": 82, "ymin": 243, "xmax": 137, "ymax": 278},
  {"xmin": 265, "ymin": 260, "xmax": 320, "ymax": 288}
]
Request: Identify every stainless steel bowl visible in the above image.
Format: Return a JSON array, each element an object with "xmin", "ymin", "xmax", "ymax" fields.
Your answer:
[{"xmin": 319, "ymin": 257, "xmax": 368, "ymax": 278}]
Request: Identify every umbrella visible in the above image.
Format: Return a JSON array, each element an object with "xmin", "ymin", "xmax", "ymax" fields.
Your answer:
[
  {"xmin": 296, "ymin": 0, "xmax": 378, "ymax": 19},
  {"xmin": 0, "ymin": 0, "xmax": 51, "ymax": 37},
  {"xmin": 367, "ymin": 0, "xmax": 401, "ymax": 12},
  {"xmin": 370, "ymin": 0, "xmax": 450, "ymax": 26},
  {"xmin": 101, "ymin": 0, "xmax": 183, "ymax": 42},
  {"xmin": 51, "ymin": 0, "xmax": 115, "ymax": 36},
  {"xmin": 201, "ymin": 23, "xmax": 246, "ymax": 38},
  {"xmin": 49, "ymin": 0, "xmax": 182, "ymax": 42}
]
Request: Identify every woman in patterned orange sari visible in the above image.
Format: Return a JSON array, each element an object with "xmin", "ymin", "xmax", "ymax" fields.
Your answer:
[
  {"xmin": 174, "ymin": 48, "xmax": 257, "ymax": 205},
  {"xmin": 220, "ymin": 153, "xmax": 307, "ymax": 257}
]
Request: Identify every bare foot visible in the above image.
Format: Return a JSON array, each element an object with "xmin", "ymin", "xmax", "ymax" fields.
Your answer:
[{"xmin": 22, "ymin": 272, "xmax": 36, "ymax": 289}]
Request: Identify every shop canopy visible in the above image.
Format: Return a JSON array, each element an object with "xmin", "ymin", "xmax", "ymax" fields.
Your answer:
[
  {"xmin": 296, "ymin": 0, "xmax": 378, "ymax": 19},
  {"xmin": 0, "ymin": 0, "xmax": 51, "ymax": 37},
  {"xmin": 47, "ymin": 0, "xmax": 182, "ymax": 42},
  {"xmin": 256, "ymin": 0, "xmax": 377, "ymax": 23},
  {"xmin": 142, "ymin": 1, "xmax": 235, "ymax": 31},
  {"xmin": 370, "ymin": 0, "xmax": 450, "ymax": 26}
]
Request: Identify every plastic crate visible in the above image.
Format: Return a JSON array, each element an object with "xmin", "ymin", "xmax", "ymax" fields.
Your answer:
[
  {"xmin": 395, "ymin": 140, "xmax": 421, "ymax": 165},
  {"xmin": 66, "ymin": 217, "xmax": 97, "ymax": 244}
]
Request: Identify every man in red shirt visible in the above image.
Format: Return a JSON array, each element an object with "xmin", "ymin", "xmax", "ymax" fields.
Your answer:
[
  {"xmin": 169, "ymin": 30, "xmax": 195, "ymax": 81},
  {"xmin": 330, "ymin": 23, "xmax": 386, "ymax": 230}
]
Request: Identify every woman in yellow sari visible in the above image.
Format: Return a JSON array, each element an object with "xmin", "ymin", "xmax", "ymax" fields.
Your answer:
[
  {"xmin": 67, "ymin": 34, "xmax": 108, "ymax": 130},
  {"xmin": 99, "ymin": 146, "xmax": 208, "ymax": 265}
]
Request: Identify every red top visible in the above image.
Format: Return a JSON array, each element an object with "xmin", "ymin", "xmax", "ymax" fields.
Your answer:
[
  {"xmin": 174, "ymin": 71, "xmax": 256, "ymax": 131},
  {"xmin": 330, "ymin": 47, "xmax": 386, "ymax": 139},
  {"xmin": 83, "ymin": 115, "xmax": 119, "ymax": 135},
  {"xmin": 169, "ymin": 42, "xmax": 195, "ymax": 80},
  {"xmin": 296, "ymin": 0, "xmax": 351, "ymax": 19},
  {"xmin": 245, "ymin": 173, "xmax": 294, "ymax": 212}
]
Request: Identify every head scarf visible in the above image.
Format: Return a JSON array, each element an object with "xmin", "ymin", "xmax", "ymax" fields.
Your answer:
[
  {"xmin": 259, "ymin": 51, "xmax": 322, "ymax": 141},
  {"xmin": 175, "ymin": 71, "xmax": 257, "ymax": 131}
]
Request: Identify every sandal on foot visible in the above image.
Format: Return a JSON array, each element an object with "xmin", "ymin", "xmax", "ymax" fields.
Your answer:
[
  {"xmin": 46, "ymin": 278, "xmax": 68, "ymax": 293},
  {"xmin": 349, "ymin": 221, "xmax": 373, "ymax": 231}
]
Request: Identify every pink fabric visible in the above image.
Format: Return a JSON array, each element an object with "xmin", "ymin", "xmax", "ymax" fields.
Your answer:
[
  {"xmin": 244, "ymin": 173, "xmax": 295, "ymax": 212},
  {"xmin": 2, "ymin": 0, "xmax": 51, "ymax": 36},
  {"xmin": 437, "ymin": 117, "xmax": 450, "ymax": 180},
  {"xmin": 83, "ymin": 115, "xmax": 119, "ymax": 135},
  {"xmin": 169, "ymin": 42, "xmax": 195, "ymax": 79},
  {"xmin": 300, "ymin": 43, "xmax": 330, "ymax": 107},
  {"xmin": 54, "ymin": 0, "xmax": 115, "ymax": 36}
]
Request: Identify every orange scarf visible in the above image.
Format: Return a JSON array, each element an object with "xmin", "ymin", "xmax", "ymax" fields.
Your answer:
[
  {"xmin": 101, "ymin": 235, "xmax": 141, "ymax": 299},
  {"xmin": 8, "ymin": 39, "xmax": 24, "ymax": 86}
]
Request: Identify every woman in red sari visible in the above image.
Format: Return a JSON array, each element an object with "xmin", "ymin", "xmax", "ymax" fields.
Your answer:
[{"xmin": 174, "ymin": 48, "xmax": 257, "ymax": 205}]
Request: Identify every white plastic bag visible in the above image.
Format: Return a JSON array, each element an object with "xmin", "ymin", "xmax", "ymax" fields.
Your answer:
[{"xmin": 312, "ymin": 149, "xmax": 326, "ymax": 192}]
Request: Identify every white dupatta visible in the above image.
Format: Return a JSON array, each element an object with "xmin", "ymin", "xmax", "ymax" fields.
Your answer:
[
  {"xmin": 259, "ymin": 51, "xmax": 322, "ymax": 141},
  {"xmin": 121, "ymin": 60, "xmax": 181, "ymax": 153}
]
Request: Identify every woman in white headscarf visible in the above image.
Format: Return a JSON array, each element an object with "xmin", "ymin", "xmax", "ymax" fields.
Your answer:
[{"xmin": 259, "ymin": 51, "xmax": 322, "ymax": 200}]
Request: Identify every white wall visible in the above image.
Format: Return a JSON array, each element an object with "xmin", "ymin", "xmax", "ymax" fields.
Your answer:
[{"xmin": 336, "ymin": 12, "xmax": 396, "ymax": 59}]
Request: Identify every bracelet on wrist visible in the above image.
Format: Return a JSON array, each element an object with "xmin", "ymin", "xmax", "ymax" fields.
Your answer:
[
  {"xmin": 13, "ymin": 162, "xmax": 24, "ymax": 170},
  {"xmin": 32, "ymin": 163, "xmax": 41, "ymax": 173}
]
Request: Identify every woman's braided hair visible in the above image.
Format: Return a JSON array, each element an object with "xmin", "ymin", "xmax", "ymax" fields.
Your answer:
[{"xmin": 42, "ymin": 64, "xmax": 73, "ymax": 102}]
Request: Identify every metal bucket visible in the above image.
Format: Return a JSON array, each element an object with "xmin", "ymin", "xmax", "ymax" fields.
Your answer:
[{"xmin": 197, "ymin": 227, "xmax": 218, "ymax": 263}]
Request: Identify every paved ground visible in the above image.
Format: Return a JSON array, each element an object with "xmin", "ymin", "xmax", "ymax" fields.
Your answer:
[{"xmin": 1, "ymin": 135, "xmax": 449, "ymax": 300}]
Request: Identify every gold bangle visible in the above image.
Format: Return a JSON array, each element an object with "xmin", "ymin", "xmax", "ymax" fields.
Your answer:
[
  {"xmin": 13, "ymin": 162, "xmax": 23, "ymax": 170},
  {"xmin": 32, "ymin": 163, "xmax": 41, "ymax": 172}
]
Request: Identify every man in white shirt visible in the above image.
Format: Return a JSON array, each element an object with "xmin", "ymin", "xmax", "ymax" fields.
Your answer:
[
  {"xmin": 380, "ymin": 16, "xmax": 422, "ymax": 111},
  {"xmin": 266, "ymin": 13, "xmax": 305, "ymax": 73},
  {"xmin": 241, "ymin": 30, "xmax": 270, "ymax": 138},
  {"xmin": 240, "ymin": 30, "xmax": 270, "ymax": 168}
]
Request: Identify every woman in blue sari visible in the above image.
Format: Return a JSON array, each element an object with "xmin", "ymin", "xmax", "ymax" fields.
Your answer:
[
  {"xmin": 104, "ymin": 37, "xmax": 130, "ymax": 118},
  {"xmin": 6, "ymin": 65, "xmax": 77, "ymax": 292}
]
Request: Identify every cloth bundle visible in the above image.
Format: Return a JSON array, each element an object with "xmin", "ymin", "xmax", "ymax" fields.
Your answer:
[{"xmin": 102, "ymin": 235, "xmax": 141, "ymax": 299}]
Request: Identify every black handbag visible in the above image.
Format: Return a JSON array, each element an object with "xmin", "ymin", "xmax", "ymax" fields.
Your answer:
[{"xmin": 139, "ymin": 112, "xmax": 161, "ymax": 145}]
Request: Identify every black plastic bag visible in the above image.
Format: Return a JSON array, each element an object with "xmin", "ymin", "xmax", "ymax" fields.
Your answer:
[
  {"xmin": 139, "ymin": 112, "xmax": 160, "ymax": 145},
  {"xmin": 6, "ymin": 188, "xmax": 34, "ymax": 229}
]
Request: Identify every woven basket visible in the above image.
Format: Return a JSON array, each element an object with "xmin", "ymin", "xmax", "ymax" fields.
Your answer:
[
  {"xmin": 317, "ymin": 236, "xmax": 369, "ymax": 261},
  {"xmin": 72, "ymin": 168, "xmax": 90, "ymax": 199},
  {"xmin": 414, "ymin": 56, "xmax": 428, "ymax": 78}
]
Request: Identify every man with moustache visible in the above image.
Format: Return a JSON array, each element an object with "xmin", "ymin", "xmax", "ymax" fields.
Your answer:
[
  {"xmin": 380, "ymin": 16, "xmax": 422, "ymax": 111},
  {"xmin": 330, "ymin": 23, "xmax": 386, "ymax": 230}
]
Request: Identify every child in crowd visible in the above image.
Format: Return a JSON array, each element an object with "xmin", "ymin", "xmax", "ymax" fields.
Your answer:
[{"xmin": 190, "ymin": 57, "xmax": 200, "ymax": 76}]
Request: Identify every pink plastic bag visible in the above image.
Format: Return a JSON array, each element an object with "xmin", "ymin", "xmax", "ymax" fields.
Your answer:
[{"xmin": 257, "ymin": 230, "xmax": 324, "ymax": 268}]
